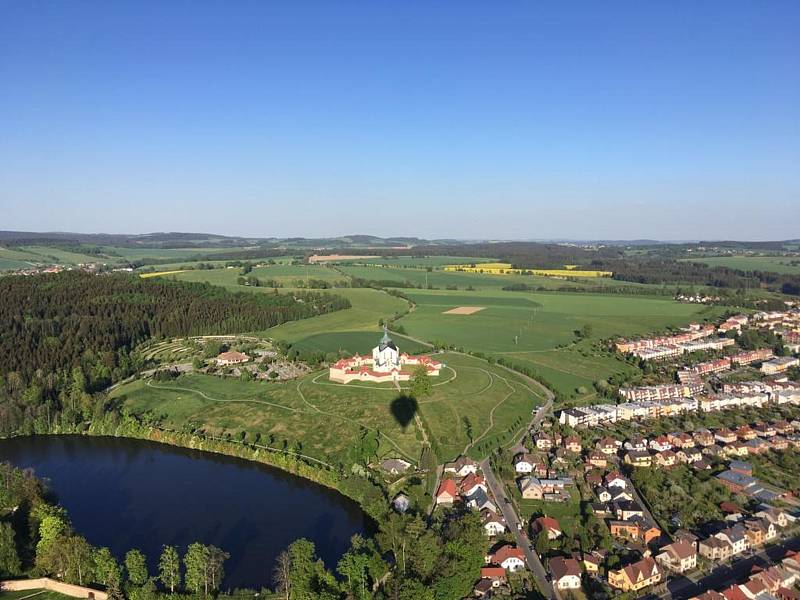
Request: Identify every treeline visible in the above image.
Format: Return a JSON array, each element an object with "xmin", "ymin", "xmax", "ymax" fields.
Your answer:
[
  {"xmin": 600, "ymin": 258, "xmax": 800, "ymax": 295},
  {"xmin": 0, "ymin": 462, "xmax": 229, "ymax": 599},
  {"xmin": 271, "ymin": 511, "xmax": 487, "ymax": 600},
  {"xmin": 0, "ymin": 272, "xmax": 349, "ymax": 432}
]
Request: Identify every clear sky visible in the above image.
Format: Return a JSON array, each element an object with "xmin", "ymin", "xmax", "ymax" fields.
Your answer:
[{"xmin": 1, "ymin": 2, "xmax": 798, "ymax": 240}]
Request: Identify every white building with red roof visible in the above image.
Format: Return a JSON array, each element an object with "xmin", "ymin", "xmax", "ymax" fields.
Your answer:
[{"xmin": 329, "ymin": 327, "xmax": 442, "ymax": 383}]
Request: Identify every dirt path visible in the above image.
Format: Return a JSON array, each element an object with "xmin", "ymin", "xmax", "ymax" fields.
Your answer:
[
  {"xmin": 460, "ymin": 368, "xmax": 516, "ymax": 454},
  {"xmin": 146, "ymin": 380, "xmax": 304, "ymax": 413},
  {"xmin": 295, "ymin": 379, "xmax": 417, "ymax": 463}
]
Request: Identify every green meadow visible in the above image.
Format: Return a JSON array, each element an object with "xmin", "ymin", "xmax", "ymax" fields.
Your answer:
[
  {"xmin": 113, "ymin": 352, "xmax": 543, "ymax": 464},
  {"xmin": 682, "ymin": 255, "xmax": 800, "ymax": 275},
  {"xmin": 395, "ymin": 288, "xmax": 724, "ymax": 400}
]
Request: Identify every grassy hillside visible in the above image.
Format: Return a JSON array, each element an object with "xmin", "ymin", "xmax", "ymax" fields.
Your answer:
[{"xmin": 113, "ymin": 351, "xmax": 543, "ymax": 464}]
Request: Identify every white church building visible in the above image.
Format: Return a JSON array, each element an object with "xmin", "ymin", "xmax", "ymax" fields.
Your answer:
[{"xmin": 329, "ymin": 327, "xmax": 442, "ymax": 383}]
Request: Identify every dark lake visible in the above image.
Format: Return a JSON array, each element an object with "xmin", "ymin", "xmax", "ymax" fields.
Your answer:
[{"xmin": 0, "ymin": 435, "xmax": 371, "ymax": 590}]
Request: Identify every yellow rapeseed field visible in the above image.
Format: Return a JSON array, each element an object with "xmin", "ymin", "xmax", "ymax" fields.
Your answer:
[
  {"xmin": 139, "ymin": 270, "xmax": 187, "ymax": 278},
  {"xmin": 443, "ymin": 263, "xmax": 612, "ymax": 277}
]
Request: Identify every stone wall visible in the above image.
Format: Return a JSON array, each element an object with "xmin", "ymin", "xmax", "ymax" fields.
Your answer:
[{"xmin": 1, "ymin": 577, "xmax": 108, "ymax": 600}]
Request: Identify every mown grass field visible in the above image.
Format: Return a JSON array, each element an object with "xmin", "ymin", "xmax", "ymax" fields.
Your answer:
[
  {"xmin": 336, "ymin": 264, "xmax": 632, "ymax": 291},
  {"xmin": 113, "ymin": 352, "xmax": 543, "ymax": 464},
  {"xmin": 682, "ymin": 255, "xmax": 800, "ymax": 275},
  {"xmin": 334, "ymin": 256, "xmax": 496, "ymax": 267},
  {"xmin": 395, "ymin": 288, "xmax": 724, "ymax": 400}
]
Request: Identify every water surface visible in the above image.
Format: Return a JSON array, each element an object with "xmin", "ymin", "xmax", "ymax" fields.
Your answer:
[{"xmin": 0, "ymin": 435, "xmax": 370, "ymax": 589}]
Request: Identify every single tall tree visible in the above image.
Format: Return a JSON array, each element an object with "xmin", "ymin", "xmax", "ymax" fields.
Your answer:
[
  {"xmin": 158, "ymin": 545, "xmax": 181, "ymax": 593},
  {"xmin": 124, "ymin": 548, "xmax": 149, "ymax": 586}
]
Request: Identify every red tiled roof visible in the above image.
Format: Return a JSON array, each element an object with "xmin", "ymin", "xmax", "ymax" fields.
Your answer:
[
  {"xmin": 436, "ymin": 479, "xmax": 457, "ymax": 498},
  {"xmin": 491, "ymin": 545, "xmax": 524, "ymax": 564},
  {"xmin": 533, "ymin": 516, "xmax": 561, "ymax": 533}
]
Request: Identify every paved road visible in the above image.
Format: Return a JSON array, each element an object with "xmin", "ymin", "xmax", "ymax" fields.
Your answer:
[
  {"xmin": 650, "ymin": 535, "xmax": 800, "ymax": 600},
  {"xmin": 481, "ymin": 458, "xmax": 558, "ymax": 600}
]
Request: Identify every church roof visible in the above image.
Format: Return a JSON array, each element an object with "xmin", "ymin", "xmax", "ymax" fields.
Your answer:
[{"xmin": 379, "ymin": 326, "xmax": 398, "ymax": 351}]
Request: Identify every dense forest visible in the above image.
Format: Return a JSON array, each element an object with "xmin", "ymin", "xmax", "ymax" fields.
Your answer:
[{"xmin": 0, "ymin": 272, "xmax": 350, "ymax": 433}]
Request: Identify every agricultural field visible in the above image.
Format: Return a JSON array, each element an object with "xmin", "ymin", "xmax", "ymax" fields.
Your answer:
[
  {"xmin": 113, "ymin": 352, "xmax": 544, "ymax": 465},
  {"xmin": 333, "ymin": 256, "xmax": 497, "ymax": 267},
  {"xmin": 336, "ymin": 264, "xmax": 627, "ymax": 291},
  {"xmin": 443, "ymin": 262, "xmax": 613, "ymax": 277},
  {"xmin": 395, "ymin": 288, "xmax": 725, "ymax": 401},
  {"xmin": 163, "ymin": 264, "xmax": 347, "ymax": 288},
  {"xmin": 682, "ymin": 255, "xmax": 800, "ymax": 275}
]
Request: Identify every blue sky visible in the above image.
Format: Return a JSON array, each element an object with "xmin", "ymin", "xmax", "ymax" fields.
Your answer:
[{"xmin": 1, "ymin": 2, "xmax": 798, "ymax": 240}]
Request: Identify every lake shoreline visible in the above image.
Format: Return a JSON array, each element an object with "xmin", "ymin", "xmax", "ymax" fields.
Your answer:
[{"xmin": 0, "ymin": 433, "xmax": 374, "ymax": 590}]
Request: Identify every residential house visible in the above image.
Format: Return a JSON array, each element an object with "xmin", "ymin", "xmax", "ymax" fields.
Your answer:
[
  {"xmin": 624, "ymin": 437, "xmax": 649, "ymax": 452},
  {"xmin": 698, "ymin": 536, "xmax": 732, "ymax": 561},
  {"xmin": 487, "ymin": 545, "xmax": 526, "ymax": 572},
  {"xmin": 513, "ymin": 453, "xmax": 537, "ymax": 474},
  {"xmin": 656, "ymin": 540, "xmax": 698, "ymax": 573},
  {"xmin": 624, "ymin": 449, "xmax": 652, "ymax": 468},
  {"xmin": 755, "ymin": 505, "xmax": 789, "ymax": 529},
  {"xmin": 715, "ymin": 429, "xmax": 738, "ymax": 444},
  {"xmin": 466, "ymin": 488, "xmax": 497, "ymax": 513},
  {"xmin": 649, "ymin": 436, "xmax": 673, "ymax": 452},
  {"xmin": 518, "ymin": 477, "xmax": 543, "ymax": 500},
  {"xmin": 608, "ymin": 557, "xmax": 663, "ymax": 592},
  {"xmin": 597, "ymin": 437, "xmax": 620, "ymax": 455},
  {"xmin": 482, "ymin": 510, "xmax": 507, "ymax": 537},
  {"xmin": 735, "ymin": 425, "xmax": 757, "ymax": 441},
  {"xmin": 715, "ymin": 525, "xmax": 749, "ymax": 556},
  {"xmin": 460, "ymin": 473, "xmax": 487, "ymax": 497},
  {"xmin": 549, "ymin": 557, "xmax": 582, "ymax": 591},
  {"xmin": 655, "ymin": 450, "xmax": 678, "ymax": 468},
  {"xmin": 479, "ymin": 566, "xmax": 507, "ymax": 587},
  {"xmin": 604, "ymin": 472, "xmax": 627, "ymax": 489},
  {"xmin": 564, "ymin": 436, "xmax": 582, "ymax": 453},
  {"xmin": 435, "ymin": 479, "xmax": 458, "ymax": 506},
  {"xmin": 693, "ymin": 429, "xmax": 715, "ymax": 447},
  {"xmin": 472, "ymin": 578, "xmax": 494, "ymax": 598},
  {"xmin": 444, "ymin": 456, "xmax": 478, "ymax": 478},
  {"xmin": 614, "ymin": 500, "xmax": 644, "ymax": 521},
  {"xmin": 677, "ymin": 447, "xmax": 703, "ymax": 463},
  {"xmin": 587, "ymin": 451, "xmax": 608, "ymax": 468},
  {"xmin": 744, "ymin": 518, "xmax": 776, "ymax": 546},
  {"xmin": 534, "ymin": 433, "xmax": 553, "ymax": 450},
  {"xmin": 579, "ymin": 552, "xmax": 601, "ymax": 575},
  {"xmin": 532, "ymin": 516, "xmax": 562, "ymax": 540}
]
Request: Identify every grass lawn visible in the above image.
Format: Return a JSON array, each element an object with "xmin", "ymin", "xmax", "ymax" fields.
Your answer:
[
  {"xmin": 113, "ymin": 352, "xmax": 542, "ymax": 465},
  {"xmin": 395, "ymin": 288, "xmax": 723, "ymax": 400},
  {"xmin": 0, "ymin": 591, "xmax": 76, "ymax": 600},
  {"xmin": 682, "ymin": 255, "xmax": 800, "ymax": 275}
]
